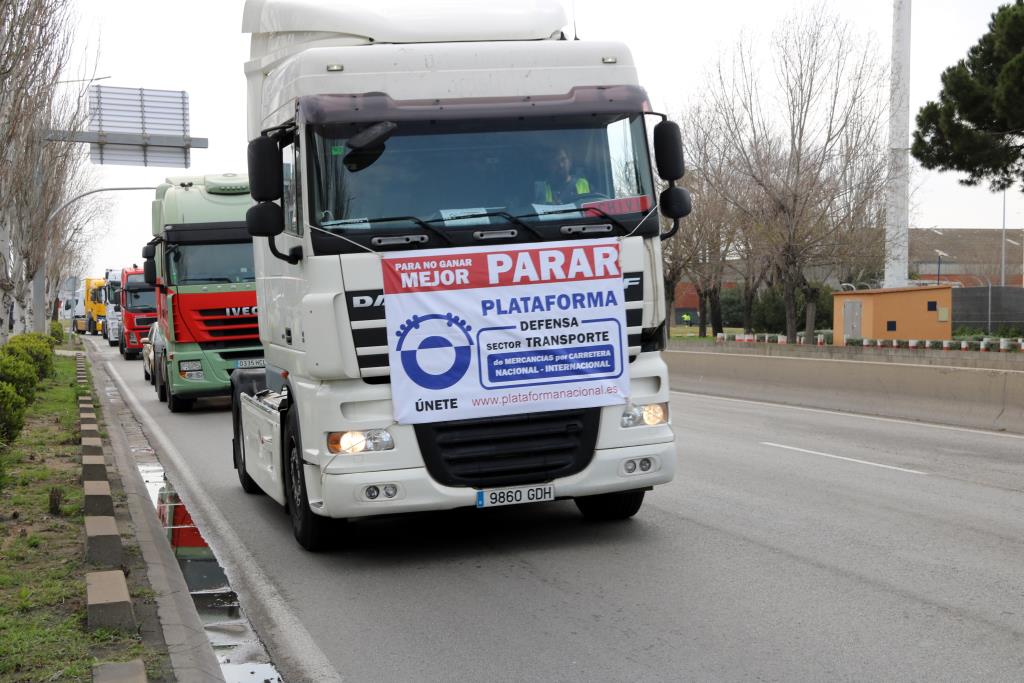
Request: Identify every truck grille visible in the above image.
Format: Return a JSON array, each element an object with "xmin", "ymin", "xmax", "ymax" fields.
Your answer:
[
  {"xmin": 133, "ymin": 316, "xmax": 157, "ymax": 327},
  {"xmin": 414, "ymin": 408, "xmax": 600, "ymax": 488},
  {"xmin": 195, "ymin": 308, "xmax": 258, "ymax": 341}
]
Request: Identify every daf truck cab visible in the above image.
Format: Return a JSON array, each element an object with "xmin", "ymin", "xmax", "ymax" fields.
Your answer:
[
  {"xmin": 233, "ymin": 0, "xmax": 691, "ymax": 550},
  {"xmin": 103, "ymin": 268, "xmax": 122, "ymax": 346},
  {"xmin": 142, "ymin": 174, "xmax": 265, "ymax": 412}
]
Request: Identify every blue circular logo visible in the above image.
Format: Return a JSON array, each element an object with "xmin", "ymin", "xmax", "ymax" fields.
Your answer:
[{"xmin": 395, "ymin": 313, "xmax": 473, "ymax": 390}]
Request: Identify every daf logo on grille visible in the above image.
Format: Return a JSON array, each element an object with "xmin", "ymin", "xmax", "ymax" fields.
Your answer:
[
  {"xmin": 352, "ymin": 294, "xmax": 385, "ymax": 308},
  {"xmin": 224, "ymin": 306, "xmax": 257, "ymax": 316}
]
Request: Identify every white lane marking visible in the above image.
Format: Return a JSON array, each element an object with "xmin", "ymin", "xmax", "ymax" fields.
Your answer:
[
  {"xmin": 760, "ymin": 441, "xmax": 927, "ymax": 475},
  {"xmin": 106, "ymin": 362, "xmax": 343, "ymax": 683},
  {"xmin": 670, "ymin": 390, "xmax": 1024, "ymax": 441}
]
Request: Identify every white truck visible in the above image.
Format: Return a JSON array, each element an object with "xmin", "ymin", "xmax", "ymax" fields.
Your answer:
[
  {"xmin": 233, "ymin": 0, "xmax": 691, "ymax": 550},
  {"xmin": 103, "ymin": 267, "xmax": 122, "ymax": 346}
]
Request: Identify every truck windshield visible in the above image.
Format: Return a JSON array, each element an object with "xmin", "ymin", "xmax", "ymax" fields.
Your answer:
[
  {"xmin": 124, "ymin": 288, "xmax": 155, "ymax": 311},
  {"xmin": 166, "ymin": 243, "xmax": 255, "ymax": 285},
  {"xmin": 309, "ymin": 113, "xmax": 655, "ymax": 234}
]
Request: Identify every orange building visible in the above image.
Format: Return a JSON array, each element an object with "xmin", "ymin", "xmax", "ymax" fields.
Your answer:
[{"xmin": 832, "ymin": 285, "xmax": 953, "ymax": 345}]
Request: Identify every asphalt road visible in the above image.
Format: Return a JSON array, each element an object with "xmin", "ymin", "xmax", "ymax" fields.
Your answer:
[{"xmin": 86, "ymin": 336, "xmax": 1024, "ymax": 682}]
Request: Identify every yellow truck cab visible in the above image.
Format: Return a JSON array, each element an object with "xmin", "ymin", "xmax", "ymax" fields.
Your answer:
[{"xmin": 82, "ymin": 277, "xmax": 107, "ymax": 335}]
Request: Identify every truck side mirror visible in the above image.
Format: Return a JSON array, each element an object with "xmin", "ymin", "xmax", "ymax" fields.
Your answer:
[
  {"xmin": 659, "ymin": 186, "xmax": 692, "ymax": 220},
  {"xmin": 653, "ymin": 120, "xmax": 685, "ymax": 181},
  {"xmin": 248, "ymin": 202, "xmax": 300, "ymax": 264},
  {"xmin": 248, "ymin": 136, "xmax": 283, "ymax": 202},
  {"xmin": 247, "ymin": 201, "xmax": 284, "ymax": 237},
  {"xmin": 143, "ymin": 259, "xmax": 156, "ymax": 286},
  {"xmin": 141, "ymin": 244, "xmax": 155, "ymax": 260}
]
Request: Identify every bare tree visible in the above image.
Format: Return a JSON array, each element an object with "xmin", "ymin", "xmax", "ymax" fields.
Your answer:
[
  {"xmin": 0, "ymin": 0, "xmax": 103, "ymax": 340},
  {"xmin": 706, "ymin": 8, "xmax": 890, "ymax": 341}
]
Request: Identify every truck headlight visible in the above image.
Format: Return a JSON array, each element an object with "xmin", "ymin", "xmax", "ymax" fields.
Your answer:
[
  {"xmin": 179, "ymin": 360, "xmax": 202, "ymax": 372},
  {"xmin": 327, "ymin": 429, "xmax": 395, "ymax": 454},
  {"xmin": 620, "ymin": 402, "xmax": 669, "ymax": 428}
]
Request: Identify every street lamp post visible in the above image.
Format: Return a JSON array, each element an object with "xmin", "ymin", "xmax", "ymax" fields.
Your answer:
[
  {"xmin": 934, "ymin": 249, "xmax": 948, "ymax": 286},
  {"xmin": 1001, "ymin": 188, "xmax": 1007, "ymax": 286}
]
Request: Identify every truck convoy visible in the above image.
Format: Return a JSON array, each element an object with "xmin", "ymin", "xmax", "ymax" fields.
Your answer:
[
  {"xmin": 141, "ymin": 174, "xmax": 264, "ymax": 412},
  {"xmin": 118, "ymin": 267, "xmax": 157, "ymax": 360},
  {"xmin": 103, "ymin": 268, "xmax": 122, "ymax": 346},
  {"xmin": 232, "ymin": 0, "xmax": 691, "ymax": 550}
]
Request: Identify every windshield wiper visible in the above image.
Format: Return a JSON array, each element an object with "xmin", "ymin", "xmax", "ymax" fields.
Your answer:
[
  {"xmin": 323, "ymin": 215, "xmax": 453, "ymax": 245},
  {"xmin": 515, "ymin": 207, "xmax": 629, "ymax": 234},
  {"xmin": 426, "ymin": 210, "xmax": 544, "ymax": 241}
]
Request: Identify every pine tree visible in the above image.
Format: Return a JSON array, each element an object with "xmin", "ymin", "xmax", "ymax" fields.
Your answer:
[{"xmin": 912, "ymin": 2, "xmax": 1024, "ymax": 191}]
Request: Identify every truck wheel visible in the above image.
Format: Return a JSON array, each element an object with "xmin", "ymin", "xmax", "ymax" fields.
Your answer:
[
  {"xmin": 119, "ymin": 333, "xmax": 126, "ymax": 356},
  {"xmin": 574, "ymin": 490, "xmax": 646, "ymax": 521},
  {"xmin": 232, "ymin": 398, "xmax": 261, "ymax": 494},
  {"xmin": 168, "ymin": 389, "xmax": 193, "ymax": 413},
  {"xmin": 156, "ymin": 355, "xmax": 167, "ymax": 402},
  {"xmin": 284, "ymin": 408, "xmax": 333, "ymax": 551}
]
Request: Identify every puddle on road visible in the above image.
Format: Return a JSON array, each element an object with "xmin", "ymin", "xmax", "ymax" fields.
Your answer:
[{"xmin": 111, "ymin": 381, "xmax": 284, "ymax": 683}]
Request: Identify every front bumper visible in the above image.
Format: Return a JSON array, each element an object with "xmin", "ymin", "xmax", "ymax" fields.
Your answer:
[
  {"xmin": 121, "ymin": 328, "xmax": 146, "ymax": 350},
  {"xmin": 315, "ymin": 441, "xmax": 675, "ymax": 518},
  {"xmin": 168, "ymin": 346, "xmax": 262, "ymax": 398}
]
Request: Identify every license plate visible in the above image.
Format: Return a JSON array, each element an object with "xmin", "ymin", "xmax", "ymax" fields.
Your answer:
[
  {"xmin": 476, "ymin": 483, "xmax": 555, "ymax": 508},
  {"xmin": 236, "ymin": 358, "xmax": 265, "ymax": 369}
]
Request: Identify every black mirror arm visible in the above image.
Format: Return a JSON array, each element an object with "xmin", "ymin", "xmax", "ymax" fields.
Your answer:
[
  {"xmin": 268, "ymin": 235, "xmax": 302, "ymax": 265},
  {"xmin": 660, "ymin": 218, "xmax": 680, "ymax": 242}
]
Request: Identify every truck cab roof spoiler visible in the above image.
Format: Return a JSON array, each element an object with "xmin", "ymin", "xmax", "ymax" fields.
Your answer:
[
  {"xmin": 163, "ymin": 221, "xmax": 252, "ymax": 245},
  {"xmin": 299, "ymin": 85, "xmax": 650, "ymax": 125}
]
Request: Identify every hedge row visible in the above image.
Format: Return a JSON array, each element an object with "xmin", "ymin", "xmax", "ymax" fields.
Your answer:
[{"xmin": 0, "ymin": 332, "xmax": 56, "ymax": 446}]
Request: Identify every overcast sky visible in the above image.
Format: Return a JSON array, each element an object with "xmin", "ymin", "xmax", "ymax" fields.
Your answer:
[{"xmin": 70, "ymin": 0, "xmax": 1023, "ymax": 277}]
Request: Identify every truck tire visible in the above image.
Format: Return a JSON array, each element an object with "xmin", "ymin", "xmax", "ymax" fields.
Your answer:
[
  {"xmin": 119, "ymin": 333, "xmax": 126, "ymax": 357},
  {"xmin": 231, "ymin": 372, "xmax": 265, "ymax": 495},
  {"xmin": 143, "ymin": 359, "xmax": 151, "ymax": 382},
  {"xmin": 283, "ymin": 408, "xmax": 334, "ymax": 551},
  {"xmin": 574, "ymin": 489, "xmax": 645, "ymax": 521},
  {"xmin": 167, "ymin": 389, "xmax": 193, "ymax": 413},
  {"xmin": 156, "ymin": 355, "xmax": 167, "ymax": 402}
]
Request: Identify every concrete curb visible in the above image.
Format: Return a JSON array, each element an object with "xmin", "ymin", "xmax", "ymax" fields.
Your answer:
[
  {"xmin": 85, "ymin": 516, "xmax": 123, "ymax": 566},
  {"xmin": 83, "ymin": 480, "xmax": 114, "ymax": 516},
  {"xmin": 92, "ymin": 659, "xmax": 148, "ymax": 683},
  {"xmin": 86, "ymin": 570, "xmax": 136, "ymax": 631},
  {"xmin": 76, "ymin": 355, "xmax": 139, "ymax": 650},
  {"xmin": 81, "ymin": 454, "xmax": 107, "ymax": 481}
]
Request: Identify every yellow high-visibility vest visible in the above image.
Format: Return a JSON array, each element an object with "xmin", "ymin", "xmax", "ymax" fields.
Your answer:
[{"xmin": 544, "ymin": 177, "xmax": 590, "ymax": 202}]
